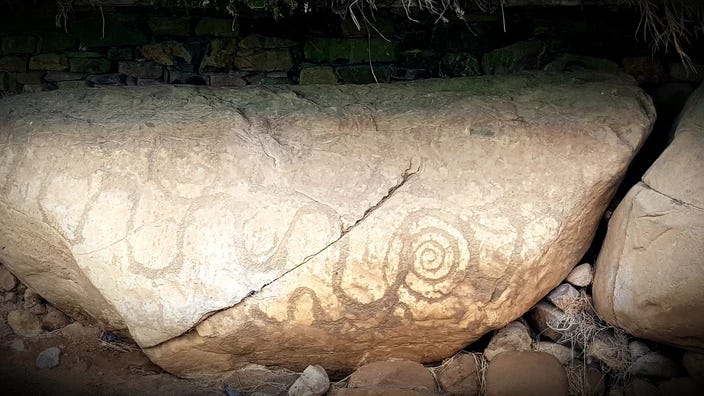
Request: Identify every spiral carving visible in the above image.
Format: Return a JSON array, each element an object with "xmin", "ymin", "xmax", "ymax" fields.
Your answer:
[{"xmin": 386, "ymin": 211, "xmax": 470, "ymax": 300}]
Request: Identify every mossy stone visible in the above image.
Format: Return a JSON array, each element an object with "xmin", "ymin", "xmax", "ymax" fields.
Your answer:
[
  {"xmin": 141, "ymin": 41, "xmax": 193, "ymax": 66},
  {"xmin": 29, "ymin": 53, "xmax": 69, "ymax": 71},
  {"xmin": 69, "ymin": 57, "xmax": 111, "ymax": 74},
  {"xmin": 235, "ymin": 48, "xmax": 293, "ymax": 72},
  {"xmin": 304, "ymin": 38, "xmax": 397, "ymax": 64},
  {"xmin": 195, "ymin": 18, "xmax": 238, "ymax": 37},
  {"xmin": 299, "ymin": 66, "xmax": 338, "ymax": 85},
  {"xmin": 40, "ymin": 32, "xmax": 76, "ymax": 53},
  {"xmin": 337, "ymin": 64, "xmax": 391, "ymax": 84},
  {"xmin": 1, "ymin": 35, "xmax": 38, "ymax": 55},
  {"xmin": 482, "ymin": 41, "xmax": 545, "ymax": 75}
]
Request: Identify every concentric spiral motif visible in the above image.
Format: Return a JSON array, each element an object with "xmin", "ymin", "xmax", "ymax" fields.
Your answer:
[{"xmin": 386, "ymin": 211, "xmax": 471, "ymax": 300}]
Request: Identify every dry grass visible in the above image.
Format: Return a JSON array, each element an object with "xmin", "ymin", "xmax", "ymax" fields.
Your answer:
[{"xmin": 430, "ymin": 351, "xmax": 489, "ymax": 395}]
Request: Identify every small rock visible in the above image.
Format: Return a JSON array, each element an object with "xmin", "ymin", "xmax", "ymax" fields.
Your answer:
[
  {"xmin": 288, "ymin": 365, "xmax": 330, "ymax": 396},
  {"xmin": 657, "ymin": 377, "xmax": 699, "ymax": 395},
  {"xmin": 0, "ymin": 265, "xmax": 18, "ymax": 291},
  {"xmin": 36, "ymin": 346, "xmax": 61, "ymax": 369},
  {"xmin": 42, "ymin": 306, "xmax": 72, "ymax": 331},
  {"xmin": 587, "ymin": 331, "xmax": 630, "ymax": 373},
  {"xmin": 547, "ymin": 283, "xmax": 580, "ymax": 311},
  {"xmin": 23, "ymin": 288, "xmax": 42, "ymax": 309},
  {"xmin": 4, "ymin": 291, "xmax": 17, "ymax": 303},
  {"xmin": 348, "ymin": 360, "xmax": 436, "ymax": 391},
  {"xmin": 629, "ymin": 352, "xmax": 680, "ymax": 378},
  {"xmin": 623, "ymin": 378, "xmax": 658, "ymax": 396},
  {"xmin": 10, "ymin": 338, "xmax": 26, "ymax": 352},
  {"xmin": 485, "ymin": 351, "xmax": 568, "ymax": 396},
  {"xmin": 566, "ymin": 263, "xmax": 593, "ymax": 287},
  {"xmin": 628, "ymin": 340, "xmax": 651, "ymax": 361},
  {"xmin": 7, "ymin": 309, "xmax": 43, "ymax": 336},
  {"xmin": 28, "ymin": 302, "xmax": 47, "ymax": 315},
  {"xmin": 436, "ymin": 354, "xmax": 480, "ymax": 396},
  {"xmin": 682, "ymin": 351, "xmax": 704, "ymax": 383},
  {"xmin": 534, "ymin": 341, "xmax": 573, "ymax": 365},
  {"xmin": 484, "ymin": 321, "xmax": 532, "ymax": 361},
  {"xmin": 529, "ymin": 301, "xmax": 567, "ymax": 342}
]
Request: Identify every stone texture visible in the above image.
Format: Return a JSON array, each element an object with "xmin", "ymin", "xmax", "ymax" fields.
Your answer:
[
  {"xmin": 1, "ymin": 35, "xmax": 38, "ymax": 55},
  {"xmin": 485, "ymin": 351, "xmax": 568, "ymax": 396},
  {"xmin": 36, "ymin": 346, "xmax": 61, "ymax": 369},
  {"xmin": 195, "ymin": 18, "xmax": 238, "ymax": 37},
  {"xmin": 484, "ymin": 321, "xmax": 533, "ymax": 361},
  {"xmin": 544, "ymin": 54, "xmax": 620, "ymax": 73},
  {"xmin": 547, "ymin": 283, "xmax": 580, "ymax": 311},
  {"xmin": 206, "ymin": 73, "xmax": 246, "ymax": 87},
  {"xmin": 57, "ymin": 80, "xmax": 90, "ymax": 89},
  {"xmin": 235, "ymin": 48, "xmax": 294, "ymax": 71},
  {"xmin": 348, "ymin": 360, "xmax": 436, "ymax": 391},
  {"xmin": 682, "ymin": 352, "xmax": 704, "ymax": 383},
  {"xmin": 239, "ymin": 34, "xmax": 297, "ymax": 49},
  {"xmin": 118, "ymin": 61, "xmax": 163, "ymax": 79},
  {"xmin": 534, "ymin": 341, "xmax": 572, "ymax": 365},
  {"xmin": 7, "ymin": 310, "xmax": 43, "ymax": 336},
  {"xmin": 42, "ymin": 306, "xmax": 72, "ymax": 331},
  {"xmin": 566, "ymin": 263, "xmax": 593, "ymax": 287},
  {"xmin": 439, "ymin": 53, "xmax": 481, "ymax": 77},
  {"xmin": 222, "ymin": 364, "xmax": 299, "ymax": 395},
  {"xmin": 436, "ymin": 354, "xmax": 480, "ymax": 396},
  {"xmin": 0, "ymin": 265, "xmax": 18, "ymax": 291},
  {"xmin": 299, "ymin": 66, "xmax": 339, "ymax": 85},
  {"xmin": 628, "ymin": 340, "xmax": 650, "ymax": 361},
  {"xmin": 482, "ymin": 41, "xmax": 546, "ymax": 75},
  {"xmin": 0, "ymin": 72, "xmax": 654, "ymax": 376},
  {"xmin": 288, "ymin": 365, "xmax": 329, "ymax": 396},
  {"xmin": 529, "ymin": 301, "xmax": 566, "ymax": 342},
  {"xmin": 0, "ymin": 56, "xmax": 27, "ymax": 72},
  {"xmin": 199, "ymin": 38, "xmax": 237, "ymax": 71},
  {"xmin": 593, "ymin": 82, "xmax": 704, "ymax": 350},
  {"xmin": 141, "ymin": 41, "xmax": 193, "ymax": 66},
  {"xmin": 86, "ymin": 73, "xmax": 122, "ymax": 85},
  {"xmin": 629, "ymin": 352, "xmax": 680, "ymax": 378},
  {"xmin": 44, "ymin": 71, "xmax": 87, "ymax": 82},
  {"xmin": 29, "ymin": 53, "xmax": 68, "ymax": 71},
  {"xmin": 304, "ymin": 38, "xmax": 397, "ymax": 64}
]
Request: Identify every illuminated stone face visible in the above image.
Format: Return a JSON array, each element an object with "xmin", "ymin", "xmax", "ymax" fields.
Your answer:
[{"xmin": 0, "ymin": 71, "xmax": 655, "ymax": 376}]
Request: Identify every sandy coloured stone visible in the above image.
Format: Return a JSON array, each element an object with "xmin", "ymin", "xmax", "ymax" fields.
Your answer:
[
  {"xmin": 0, "ymin": 72, "xmax": 654, "ymax": 376},
  {"xmin": 484, "ymin": 321, "xmax": 533, "ymax": 361},
  {"xmin": 565, "ymin": 263, "xmax": 593, "ymax": 287}
]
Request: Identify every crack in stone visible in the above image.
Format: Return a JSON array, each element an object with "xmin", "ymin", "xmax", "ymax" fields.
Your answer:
[
  {"xmin": 154, "ymin": 160, "xmax": 422, "ymax": 347},
  {"xmin": 641, "ymin": 181, "xmax": 704, "ymax": 212}
]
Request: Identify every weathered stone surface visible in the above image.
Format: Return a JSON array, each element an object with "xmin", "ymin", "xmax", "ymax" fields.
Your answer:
[
  {"xmin": 547, "ymin": 283, "xmax": 580, "ymax": 311},
  {"xmin": 195, "ymin": 17, "xmax": 238, "ymax": 37},
  {"xmin": 1, "ymin": 35, "xmax": 38, "ymax": 55},
  {"xmin": 42, "ymin": 306, "xmax": 72, "ymax": 331},
  {"xmin": 0, "ymin": 264, "xmax": 18, "ymax": 291},
  {"xmin": 629, "ymin": 352, "xmax": 680, "ymax": 378},
  {"xmin": 628, "ymin": 340, "xmax": 650, "ymax": 361},
  {"xmin": 29, "ymin": 53, "xmax": 68, "ymax": 71},
  {"xmin": 149, "ymin": 16, "xmax": 191, "ymax": 37},
  {"xmin": 528, "ymin": 301, "xmax": 565, "ymax": 342},
  {"xmin": 534, "ymin": 341, "xmax": 572, "ymax": 365},
  {"xmin": 0, "ymin": 72, "xmax": 653, "ymax": 376},
  {"xmin": 544, "ymin": 54, "xmax": 620, "ymax": 73},
  {"xmin": 566, "ymin": 263, "xmax": 593, "ymax": 287},
  {"xmin": 348, "ymin": 360, "xmax": 436, "ymax": 391},
  {"xmin": 86, "ymin": 73, "xmax": 122, "ymax": 85},
  {"xmin": 141, "ymin": 41, "xmax": 193, "ymax": 66},
  {"xmin": 36, "ymin": 346, "xmax": 61, "ymax": 369},
  {"xmin": 484, "ymin": 321, "xmax": 533, "ymax": 361},
  {"xmin": 304, "ymin": 38, "xmax": 397, "ymax": 64},
  {"xmin": 239, "ymin": 34, "xmax": 297, "ymax": 49},
  {"xmin": 44, "ymin": 71, "xmax": 86, "ymax": 82},
  {"xmin": 0, "ymin": 56, "xmax": 27, "ymax": 72},
  {"xmin": 593, "ymin": 82, "xmax": 704, "ymax": 350},
  {"xmin": 235, "ymin": 48, "xmax": 294, "ymax": 71},
  {"xmin": 199, "ymin": 38, "xmax": 237, "ymax": 71},
  {"xmin": 486, "ymin": 351, "xmax": 568, "ymax": 396},
  {"xmin": 56, "ymin": 80, "xmax": 90, "ymax": 89},
  {"xmin": 206, "ymin": 73, "xmax": 246, "ymax": 87},
  {"xmin": 288, "ymin": 365, "xmax": 329, "ymax": 396},
  {"xmin": 436, "ymin": 354, "xmax": 480, "ymax": 396},
  {"xmin": 222, "ymin": 364, "xmax": 299, "ymax": 395},
  {"xmin": 683, "ymin": 352, "xmax": 704, "ymax": 383},
  {"xmin": 299, "ymin": 66, "xmax": 339, "ymax": 85},
  {"xmin": 7, "ymin": 310, "xmax": 43, "ymax": 336},
  {"xmin": 482, "ymin": 41, "xmax": 545, "ymax": 75}
]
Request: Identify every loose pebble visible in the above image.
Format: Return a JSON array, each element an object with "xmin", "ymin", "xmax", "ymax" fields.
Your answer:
[
  {"xmin": 288, "ymin": 365, "xmax": 329, "ymax": 396},
  {"xmin": 36, "ymin": 346, "xmax": 61, "ymax": 369},
  {"xmin": 484, "ymin": 321, "xmax": 532, "ymax": 361},
  {"xmin": 566, "ymin": 263, "xmax": 593, "ymax": 287}
]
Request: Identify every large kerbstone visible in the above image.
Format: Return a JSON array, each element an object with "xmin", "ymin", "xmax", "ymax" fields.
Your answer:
[
  {"xmin": 593, "ymin": 82, "xmax": 704, "ymax": 350},
  {"xmin": 0, "ymin": 72, "xmax": 654, "ymax": 377}
]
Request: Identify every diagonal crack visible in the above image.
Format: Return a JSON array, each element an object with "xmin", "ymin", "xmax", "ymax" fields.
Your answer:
[{"xmin": 157, "ymin": 161, "xmax": 422, "ymax": 346}]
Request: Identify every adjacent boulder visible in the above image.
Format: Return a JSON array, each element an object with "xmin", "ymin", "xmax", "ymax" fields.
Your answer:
[
  {"xmin": 485, "ymin": 351, "xmax": 568, "ymax": 396},
  {"xmin": 0, "ymin": 72, "xmax": 654, "ymax": 376},
  {"xmin": 593, "ymin": 82, "xmax": 704, "ymax": 350}
]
